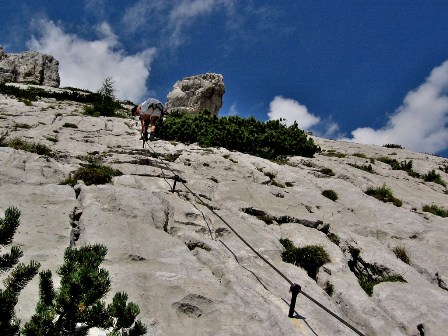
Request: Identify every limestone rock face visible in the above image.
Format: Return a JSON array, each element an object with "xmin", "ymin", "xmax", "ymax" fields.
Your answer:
[
  {"xmin": 0, "ymin": 47, "xmax": 60, "ymax": 87},
  {"xmin": 166, "ymin": 73, "xmax": 225, "ymax": 116},
  {"xmin": 1, "ymin": 88, "xmax": 448, "ymax": 336}
]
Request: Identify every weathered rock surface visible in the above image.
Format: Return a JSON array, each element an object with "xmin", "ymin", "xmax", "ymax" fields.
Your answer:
[
  {"xmin": 166, "ymin": 73, "xmax": 225, "ymax": 116},
  {"xmin": 1, "ymin": 86, "xmax": 448, "ymax": 335},
  {"xmin": 0, "ymin": 47, "xmax": 60, "ymax": 87}
]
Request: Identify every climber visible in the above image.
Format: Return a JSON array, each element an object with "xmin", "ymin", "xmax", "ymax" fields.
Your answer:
[{"xmin": 131, "ymin": 98, "xmax": 164, "ymax": 141}]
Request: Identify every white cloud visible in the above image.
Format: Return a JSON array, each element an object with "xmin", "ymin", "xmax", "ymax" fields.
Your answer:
[
  {"xmin": 84, "ymin": 0, "xmax": 106, "ymax": 18},
  {"xmin": 122, "ymin": 0, "xmax": 237, "ymax": 48},
  {"xmin": 27, "ymin": 19, "xmax": 156, "ymax": 102},
  {"xmin": 268, "ymin": 96, "xmax": 320, "ymax": 130},
  {"xmin": 228, "ymin": 103, "xmax": 239, "ymax": 116},
  {"xmin": 344, "ymin": 60, "xmax": 448, "ymax": 154}
]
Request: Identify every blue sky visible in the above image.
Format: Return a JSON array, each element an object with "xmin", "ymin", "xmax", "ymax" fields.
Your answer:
[{"xmin": 1, "ymin": 1, "xmax": 448, "ymax": 156}]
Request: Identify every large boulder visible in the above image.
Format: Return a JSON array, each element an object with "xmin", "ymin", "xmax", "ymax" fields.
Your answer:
[
  {"xmin": 166, "ymin": 73, "xmax": 225, "ymax": 116},
  {"xmin": 0, "ymin": 46, "xmax": 60, "ymax": 87}
]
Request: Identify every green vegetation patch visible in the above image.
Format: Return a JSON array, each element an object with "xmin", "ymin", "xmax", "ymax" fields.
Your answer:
[
  {"xmin": 157, "ymin": 112, "xmax": 320, "ymax": 160},
  {"xmin": 422, "ymin": 169, "xmax": 446, "ymax": 187},
  {"xmin": 319, "ymin": 167, "xmax": 335, "ymax": 176},
  {"xmin": 324, "ymin": 281, "xmax": 334, "ymax": 296},
  {"xmin": 358, "ymin": 273, "xmax": 406, "ymax": 296},
  {"xmin": 322, "ymin": 189, "xmax": 338, "ymax": 201},
  {"xmin": 422, "ymin": 204, "xmax": 448, "ymax": 218},
  {"xmin": 14, "ymin": 123, "xmax": 32, "ymax": 129},
  {"xmin": 0, "ymin": 136, "xmax": 53, "ymax": 157},
  {"xmin": 348, "ymin": 245, "xmax": 406, "ymax": 296},
  {"xmin": 1, "ymin": 206, "xmax": 146, "ymax": 335},
  {"xmin": 348, "ymin": 163, "xmax": 375, "ymax": 173},
  {"xmin": 320, "ymin": 150, "xmax": 346, "ymax": 158},
  {"xmin": 352, "ymin": 152, "xmax": 368, "ymax": 159},
  {"xmin": 383, "ymin": 143, "xmax": 404, "ymax": 149},
  {"xmin": 439, "ymin": 162, "xmax": 448, "ymax": 174},
  {"xmin": 393, "ymin": 246, "xmax": 410, "ymax": 264},
  {"xmin": 61, "ymin": 163, "xmax": 122, "ymax": 186},
  {"xmin": 377, "ymin": 157, "xmax": 419, "ymax": 177},
  {"xmin": 365, "ymin": 184, "xmax": 402, "ymax": 207},
  {"xmin": 242, "ymin": 207, "xmax": 274, "ymax": 224},
  {"xmin": 280, "ymin": 238, "xmax": 330, "ymax": 280},
  {"xmin": 62, "ymin": 122, "xmax": 78, "ymax": 128}
]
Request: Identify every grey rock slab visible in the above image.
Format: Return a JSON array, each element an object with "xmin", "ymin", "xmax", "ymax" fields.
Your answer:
[{"xmin": 1, "ymin": 91, "xmax": 448, "ymax": 335}]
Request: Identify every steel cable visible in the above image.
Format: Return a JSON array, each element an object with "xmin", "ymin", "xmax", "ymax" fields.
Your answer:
[{"xmin": 142, "ymin": 141, "xmax": 365, "ymax": 336}]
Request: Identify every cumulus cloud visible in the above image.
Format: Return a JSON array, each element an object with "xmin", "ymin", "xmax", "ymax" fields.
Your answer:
[
  {"xmin": 344, "ymin": 60, "xmax": 448, "ymax": 154},
  {"xmin": 27, "ymin": 19, "xmax": 156, "ymax": 102},
  {"xmin": 268, "ymin": 96, "xmax": 320, "ymax": 130}
]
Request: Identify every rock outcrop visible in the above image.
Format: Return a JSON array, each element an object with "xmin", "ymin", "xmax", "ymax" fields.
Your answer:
[
  {"xmin": 166, "ymin": 73, "xmax": 225, "ymax": 116},
  {"xmin": 1, "ymin": 87, "xmax": 448, "ymax": 335},
  {"xmin": 0, "ymin": 47, "xmax": 60, "ymax": 87}
]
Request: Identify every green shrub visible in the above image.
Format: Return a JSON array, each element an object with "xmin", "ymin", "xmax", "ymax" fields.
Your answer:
[
  {"xmin": 242, "ymin": 207, "xmax": 274, "ymax": 224},
  {"xmin": 377, "ymin": 156, "xmax": 395, "ymax": 165},
  {"xmin": 439, "ymin": 163, "xmax": 448, "ymax": 173},
  {"xmin": 422, "ymin": 169, "xmax": 446, "ymax": 187},
  {"xmin": 62, "ymin": 123, "xmax": 78, "ymax": 128},
  {"xmin": 61, "ymin": 163, "xmax": 122, "ymax": 186},
  {"xmin": 352, "ymin": 152, "xmax": 367, "ymax": 159},
  {"xmin": 365, "ymin": 184, "xmax": 402, "ymax": 207},
  {"xmin": 422, "ymin": 204, "xmax": 448, "ymax": 218},
  {"xmin": 157, "ymin": 112, "xmax": 320, "ymax": 160},
  {"xmin": 81, "ymin": 77, "xmax": 122, "ymax": 117},
  {"xmin": 14, "ymin": 123, "xmax": 32, "ymax": 129},
  {"xmin": 348, "ymin": 163, "xmax": 374, "ymax": 173},
  {"xmin": 377, "ymin": 158, "xmax": 419, "ymax": 177},
  {"xmin": 347, "ymin": 245, "xmax": 406, "ymax": 296},
  {"xmin": 322, "ymin": 189, "xmax": 338, "ymax": 201},
  {"xmin": 319, "ymin": 168, "xmax": 335, "ymax": 176},
  {"xmin": 393, "ymin": 246, "xmax": 410, "ymax": 264},
  {"xmin": 22, "ymin": 245, "xmax": 147, "ymax": 335},
  {"xmin": 324, "ymin": 281, "xmax": 334, "ymax": 296},
  {"xmin": 321, "ymin": 151, "xmax": 346, "ymax": 158},
  {"xmin": 358, "ymin": 273, "xmax": 406, "ymax": 296},
  {"xmin": 0, "ymin": 206, "xmax": 40, "ymax": 334},
  {"xmin": 327, "ymin": 232, "xmax": 340, "ymax": 246},
  {"xmin": 383, "ymin": 143, "xmax": 404, "ymax": 149},
  {"xmin": 0, "ymin": 82, "xmax": 98, "ymax": 104},
  {"xmin": 19, "ymin": 98, "xmax": 33, "ymax": 106},
  {"xmin": 280, "ymin": 238, "xmax": 330, "ymax": 280},
  {"xmin": 1, "ymin": 137, "xmax": 53, "ymax": 157}
]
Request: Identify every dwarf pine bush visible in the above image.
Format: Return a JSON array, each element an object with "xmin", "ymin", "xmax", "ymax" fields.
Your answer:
[
  {"xmin": 0, "ymin": 207, "xmax": 40, "ymax": 335},
  {"xmin": 1, "ymin": 207, "xmax": 146, "ymax": 335},
  {"xmin": 157, "ymin": 112, "xmax": 320, "ymax": 160},
  {"xmin": 22, "ymin": 245, "xmax": 147, "ymax": 335}
]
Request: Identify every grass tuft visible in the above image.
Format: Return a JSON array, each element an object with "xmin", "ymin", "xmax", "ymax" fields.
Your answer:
[
  {"xmin": 365, "ymin": 184, "xmax": 402, "ymax": 207},
  {"xmin": 60, "ymin": 163, "xmax": 122, "ymax": 186},
  {"xmin": 280, "ymin": 238, "xmax": 330, "ymax": 280}
]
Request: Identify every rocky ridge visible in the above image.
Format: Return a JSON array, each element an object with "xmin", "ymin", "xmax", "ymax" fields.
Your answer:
[
  {"xmin": 0, "ymin": 47, "xmax": 60, "ymax": 87},
  {"xmin": 166, "ymin": 73, "xmax": 225, "ymax": 116},
  {"xmin": 0, "ymin": 86, "xmax": 448, "ymax": 336}
]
